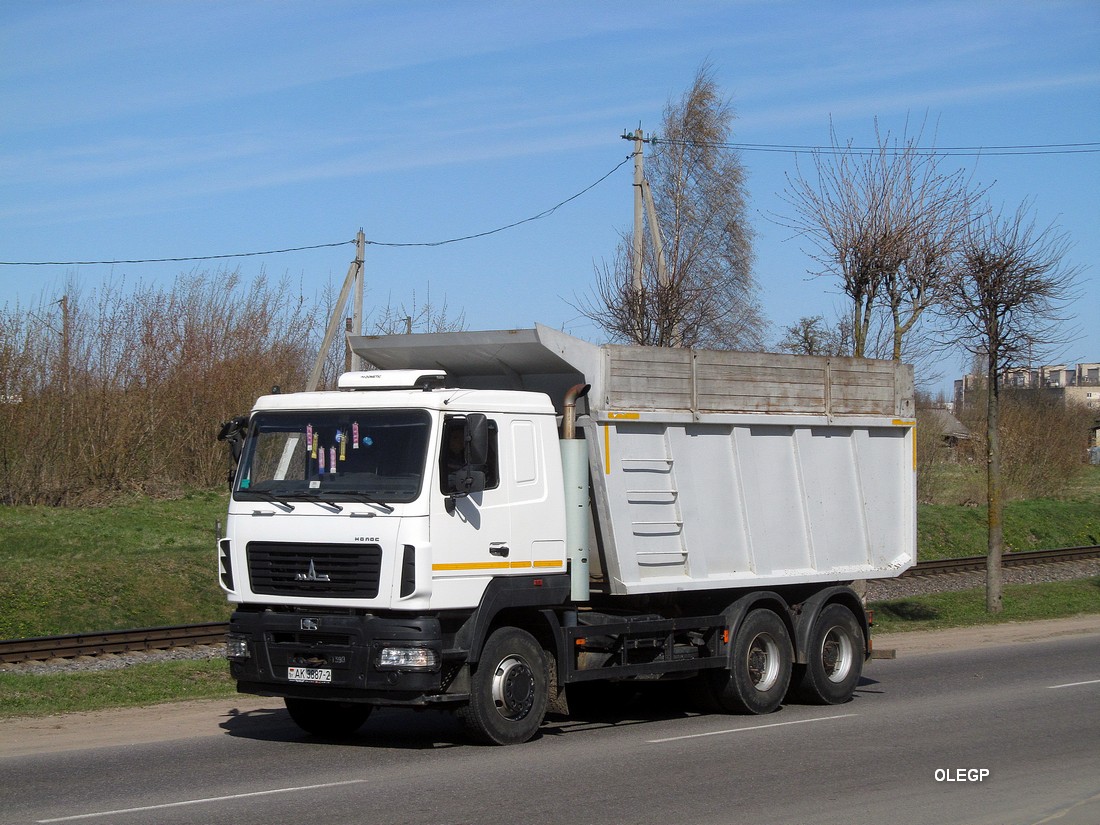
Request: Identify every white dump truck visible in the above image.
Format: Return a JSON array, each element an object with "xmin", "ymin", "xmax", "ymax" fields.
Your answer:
[{"xmin": 217, "ymin": 325, "xmax": 915, "ymax": 744}]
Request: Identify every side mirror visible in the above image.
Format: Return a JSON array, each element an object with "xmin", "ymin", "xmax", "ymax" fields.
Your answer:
[
  {"xmin": 465, "ymin": 413, "xmax": 489, "ymax": 466},
  {"xmin": 217, "ymin": 415, "xmax": 249, "ymax": 465},
  {"xmin": 444, "ymin": 414, "xmax": 489, "ymax": 512}
]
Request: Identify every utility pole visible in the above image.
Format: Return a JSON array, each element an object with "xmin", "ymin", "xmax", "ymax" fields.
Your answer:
[
  {"xmin": 641, "ymin": 178, "xmax": 671, "ymax": 288},
  {"xmin": 622, "ymin": 128, "xmax": 673, "ymax": 344},
  {"xmin": 59, "ymin": 295, "xmax": 70, "ymax": 396},
  {"xmin": 351, "ymin": 229, "xmax": 365, "ymax": 371},
  {"xmin": 308, "ymin": 229, "xmax": 366, "ymax": 391},
  {"xmin": 627, "ymin": 128, "xmax": 645, "ymax": 299},
  {"xmin": 344, "ymin": 317, "xmax": 354, "ymax": 373},
  {"xmin": 58, "ymin": 295, "xmax": 71, "ymax": 464}
]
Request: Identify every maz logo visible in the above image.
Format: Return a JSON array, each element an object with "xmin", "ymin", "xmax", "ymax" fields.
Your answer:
[{"xmin": 295, "ymin": 559, "xmax": 331, "ymax": 582}]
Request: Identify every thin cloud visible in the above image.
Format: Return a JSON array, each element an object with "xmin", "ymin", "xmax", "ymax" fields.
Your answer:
[{"xmin": 746, "ymin": 71, "xmax": 1100, "ymax": 131}]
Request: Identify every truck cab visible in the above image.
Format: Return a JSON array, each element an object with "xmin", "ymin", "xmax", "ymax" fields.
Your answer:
[{"xmin": 220, "ymin": 370, "xmax": 569, "ymax": 729}]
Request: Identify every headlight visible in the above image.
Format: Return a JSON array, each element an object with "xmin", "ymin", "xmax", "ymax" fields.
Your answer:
[
  {"xmin": 377, "ymin": 646, "xmax": 439, "ymax": 670},
  {"xmin": 226, "ymin": 633, "xmax": 251, "ymax": 660}
]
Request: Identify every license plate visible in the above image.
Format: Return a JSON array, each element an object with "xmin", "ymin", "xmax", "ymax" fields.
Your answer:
[{"xmin": 288, "ymin": 666, "xmax": 332, "ymax": 683}]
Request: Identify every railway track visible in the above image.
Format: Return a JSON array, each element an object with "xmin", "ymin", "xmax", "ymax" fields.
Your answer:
[
  {"xmin": 0, "ymin": 622, "xmax": 228, "ymax": 665},
  {"xmin": 2, "ymin": 546, "xmax": 1098, "ymax": 664},
  {"xmin": 901, "ymin": 544, "xmax": 1100, "ymax": 577}
]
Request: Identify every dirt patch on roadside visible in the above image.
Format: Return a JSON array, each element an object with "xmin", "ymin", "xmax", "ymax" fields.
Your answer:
[
  {"xmin": 874, "ymin": 614, "xmax": 1100, "ymax": 656},
  {"xmin": 0, "ymin": 696, "xmax": 279, "ymax": 759}
]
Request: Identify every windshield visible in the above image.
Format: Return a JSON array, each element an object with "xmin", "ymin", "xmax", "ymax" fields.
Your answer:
[{"xmin": 235, "ymin": 409, "xmax": 432, "ymax": 504}]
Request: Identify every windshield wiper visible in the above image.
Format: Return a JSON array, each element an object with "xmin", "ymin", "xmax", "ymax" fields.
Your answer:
[
  {"xmin": 338, "ymin": 492, "xmax": 395, "ymax": 513},
  {"xmin": 294, "ymin": 495, "xmax": 341, "ymax": 514},
  {"xmin": 241, "ymin": 488, "xmax": 393, "ymax": 514},
  {"xmin": 240, "ymin": 490, "xmax": 296, "ymax": 512},
  {"xmin": 279, "ymin": 491, "xmax": 344, "ymax": 513}
]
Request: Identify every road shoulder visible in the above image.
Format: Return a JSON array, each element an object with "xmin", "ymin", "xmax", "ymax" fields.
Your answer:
[
  {"xmin": 873, "ymin": 613, "xmax": 1100, "ymax": 656},
  {"xmin": 0, "ymin": 695, "xmax": 279, "ymax": 759}
]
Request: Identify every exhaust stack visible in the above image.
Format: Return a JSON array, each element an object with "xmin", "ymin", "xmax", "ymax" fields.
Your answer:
[{"xmin": 560, "ymin": 384, "xmax": 591, "ymax": 601}]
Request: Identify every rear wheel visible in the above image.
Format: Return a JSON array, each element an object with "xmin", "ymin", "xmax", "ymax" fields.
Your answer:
[
  {"xmin": 284, "ymin": 698, "xmax": 372, "ymax": 737},
  {"xmin": 705, "ymin": 608, "xmax": 793, "ymax": 715},
  {"xmin": 460, "ymin": 627, "xmax": 548, "ymax": 745},
  {"xmin": 792, "ymin": 603, "xmax": 864, "ymax": 705}
]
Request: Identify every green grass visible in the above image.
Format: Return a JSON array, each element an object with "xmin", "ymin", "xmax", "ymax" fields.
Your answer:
[
  {"xmin": 0, "ymin": 490, "xmax": 231, "ymax": 637},
  {"xmin": 0, "ymin": 659, "xmax": 236, "ymax": 719},
  {"xmin": 917, "ymin": 465, "xmax": 1100, "ymax": 560},
  {"xmin": 870, "ymin": 577, "xmax": 1100, "ymax": 634}
]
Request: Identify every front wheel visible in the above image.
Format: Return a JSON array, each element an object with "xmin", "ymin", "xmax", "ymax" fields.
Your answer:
[
  {"xmin": 791, "ymin": 603, "xmax": 864, "ymax": 705},
  {"xmin": 460, "ymin": 627, "xmax": 549, "ymax": 745},
  {"xmin": 705, "ymin": 608, "xmax": 793, "ymax": 715},
  {"xmin": 284, "ymin": 698, "xmax": 372, "ymax": 738}
]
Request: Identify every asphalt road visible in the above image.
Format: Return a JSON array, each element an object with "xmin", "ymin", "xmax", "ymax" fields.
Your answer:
[{"xmin": 1, "ymin": 620, "xmax": 1097, "ymax": 825}]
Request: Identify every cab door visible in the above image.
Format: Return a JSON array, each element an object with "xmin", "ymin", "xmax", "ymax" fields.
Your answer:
[{"xmin": 428, "ymin": 415, "xmax": 516, "ymax": 606}]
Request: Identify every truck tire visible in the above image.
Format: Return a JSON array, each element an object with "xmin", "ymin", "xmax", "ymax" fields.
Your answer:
[
  {"xmin": 791, "ymin": 603, "xmax": 864, "ymax": 705},
  {"xmin": 706, "ymin": 608, "xmax": 792, "ymax": 715},
  {"xmin": 460, "ymin": 627, "xmax": 548, "ymax": 745},
  {"xmin": 284, "ymin": 698, "xmax": 372, "ymax": 737}
]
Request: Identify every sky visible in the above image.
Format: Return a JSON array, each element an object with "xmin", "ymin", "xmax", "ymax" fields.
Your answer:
[{"xmin": 2, "ymin": 1, "xmax": 1098, "ymax": 395}]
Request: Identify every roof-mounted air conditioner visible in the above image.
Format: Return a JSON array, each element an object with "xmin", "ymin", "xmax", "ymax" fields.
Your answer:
[{"xmin": 337, "ymin": 370, "xmax": 447, "ymax": 391}]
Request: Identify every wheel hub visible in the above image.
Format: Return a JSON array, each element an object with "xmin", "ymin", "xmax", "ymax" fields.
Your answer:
[
  {"xmin": 492, "ymin": 655, "xmax": 535, "ymax": 720},
  {"xmin": 821, "ymin": 627, "xmax": 854, "ymax": 683},
  {"xmin": 747, "ymin": 632, "xmax": 781, "ymax": 691}
]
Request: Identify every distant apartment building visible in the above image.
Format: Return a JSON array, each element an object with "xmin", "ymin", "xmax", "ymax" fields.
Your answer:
[{"xmin": 955, "ymin": 361, "xmax": 1100, "ymax": 411}]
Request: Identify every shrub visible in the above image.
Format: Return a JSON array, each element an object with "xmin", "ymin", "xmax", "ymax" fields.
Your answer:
[
  {"xmin": 956, "ymin": 388, "xmax": 1094, "ymax": 501},
  {"xmin": 0, "ymin": 271, "xmax": 315, "ymax": 504}
]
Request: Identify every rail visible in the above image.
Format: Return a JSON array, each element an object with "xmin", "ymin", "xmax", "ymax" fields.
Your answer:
[
  {"xmin": 2, "ymin": 546, "xmax": 1097, "ymax": 664},
  {"xmin": 902, "ymin": 544, "xmax": 1100, "ymax": 578},
  {"xmin": 0, "ymin": 622, "xmax": 228, "ymax": 664}
]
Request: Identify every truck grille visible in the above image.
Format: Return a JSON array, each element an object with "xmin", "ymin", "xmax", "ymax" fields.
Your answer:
[{"xmin": 246, "ymin": 542, "xmax": 383, "ymax": 598}]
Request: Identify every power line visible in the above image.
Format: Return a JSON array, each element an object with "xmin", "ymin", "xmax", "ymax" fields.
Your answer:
[
  {"xmin": 363, "ymin": 154, "xmax": 633, "ymax": 247},
  {"xmin": 4, "ymin": 134, "xmax": 1086, "ymax": 268},
  {"xmin": 0, "ymin": 240, "xmax": 355, "ymax": 267},
  {"xmin": 653, "ymin": 137, "xmax": 1100, "ymax": 157},
  {"xmin": 0, "ymin": 155, "xmax": 634, "ymax": 266}
]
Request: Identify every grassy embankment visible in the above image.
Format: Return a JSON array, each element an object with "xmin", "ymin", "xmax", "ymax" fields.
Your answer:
[
  {"xmin": 874, "ymin": 464, "xmax": 1100, "ymax": 630},
  {"xmin": 1, "ymin": 468, "xmax": 1098, "ymax": 718},
  {"xmin": 0, "ymin": 490, "xmax": 231, "ymax": 638},
  {"xmin": 1, "ymin": 489, "xmax": 236, "ymax": 717}
]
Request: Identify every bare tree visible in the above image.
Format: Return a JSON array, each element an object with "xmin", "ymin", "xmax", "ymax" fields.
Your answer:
[
  {"xmin": 778, "ymin": 120, "xmax": 984, "ymax": 359},
  {"xmin": 938, "ymin": 202, "xmax": 1079, "ymax": 613},
  {"xmin": 316, "ymin": 284, "xmax": 466, "ymax": 381},
  {"xmin": 580, "ymin": 64, "xmax": 765, "ymax": 350},
  {"xmin": 368, "ymin": 288, "xmax": 466, "ymax": 336},
  {"xmin": 776, "ymin": 315, "xmax": 848, "ymax": 356}
]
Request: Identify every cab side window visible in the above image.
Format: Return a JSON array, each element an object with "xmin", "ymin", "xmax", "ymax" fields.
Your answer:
[{"xmin": 439, "ymin": 417, "xmax": 499, "ymax": 492}]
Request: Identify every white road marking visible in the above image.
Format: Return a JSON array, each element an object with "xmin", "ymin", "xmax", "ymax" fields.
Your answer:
[
  {"xmin": 647, "ymin": 713, "xmax": 858, "ymax": 744},
  {"xmin": 1047, "ymin": 678, "xmax": 1100, "ymax": 689},
  {"xmin": 36, "ymin": 779, "xmax": 369, "ymax": 823}
]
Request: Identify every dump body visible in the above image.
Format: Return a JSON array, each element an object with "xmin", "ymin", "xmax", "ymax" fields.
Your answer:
[{"xmin": 350, "ymin": 325, "xmax": 917, "ymax": 595}]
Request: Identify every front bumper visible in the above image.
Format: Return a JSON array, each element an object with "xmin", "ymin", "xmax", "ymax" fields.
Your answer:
[{"xmin": 228, "ymin": 608, "xmax": 463, "ymax": 705}]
